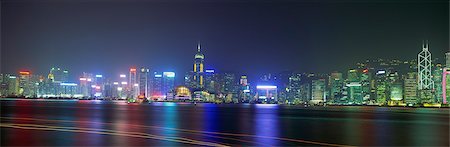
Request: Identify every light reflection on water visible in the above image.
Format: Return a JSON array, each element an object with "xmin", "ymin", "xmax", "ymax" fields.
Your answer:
[{"xmin": 0, "ymin": 100, "xmax": 449, "ymax": 146}]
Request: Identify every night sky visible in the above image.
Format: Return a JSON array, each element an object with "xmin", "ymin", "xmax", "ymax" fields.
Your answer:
[{"xmin": 1, "ymin": 0, "xmax": 449, "ymax": 82}]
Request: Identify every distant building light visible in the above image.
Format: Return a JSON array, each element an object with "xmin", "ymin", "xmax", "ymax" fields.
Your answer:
[
  {"xmin": 134, "ymin": 83, "xmax": 139, "ymax": 87},
  {"xmin": 346, "ymin": 82, "xmax": 362, "ymax": 87},
  {"xmin": 376, "ymin": 70, "xmax": 386, "ymax": 75},
  {"xmin": 113, "ymin": 82, "xmax": 119, "ymax": 85},
  {"xmin": 256, "ymin": 85, "xmax": 277, "ymax": 89},
  {"xmin": 120, "ymin": 74, "xmax": 126, "ymax": 78},
  {"xmin": 163, "ymin": 72, "xmax": 175, "ymax": 78},
  {"xmin": 80, "ymin": 78, "xmax": 87, "ymax": 81},
  {"xmin": 130, "ymin": 68, "xmax": 136, "ymax": 72},
  {"xmin": 63, "ymin": 70, "xmax": 69, "ymax": 73},
  {"xmin": 87, "ymin": 78, "xmax": 92, "ymax": 82},
  {"xmin": 243, "ymin": 89, "xmax": 250, "ymax": 93},
  {"xmin": 91, "ymin": 85, "xmax": 97, "ymax": 88},
  {"xmin": 95, "ymin": 75, "xmax": 103, "ymax": 78},
  {"xmin": 95, "ymin": 86, "xmax": 101, "ymax": 90},
  {"xmin": 205, "ymin": 69, "xmax": 215, "ymax": 73},
  {"xmin": 9, "ymin": 76, "xmax": 16, "ymax": 79},
  {"xmin": 155, "ymin": 74, "xmax": 162, "ymax": 78},
  {"xmin": 121, "ymin": 82, "xmax": 128, "ymax": 85},
  {"xmin": 117, "ymin": 87, "xmax": 123, "ymax": 91},
  {"xmin": 19, "ymin": 71, "xmax": 30, "ymax": 75},
  {"xmin": 61, "ymin": 83, "xmax": 77, "ymax": 86}
]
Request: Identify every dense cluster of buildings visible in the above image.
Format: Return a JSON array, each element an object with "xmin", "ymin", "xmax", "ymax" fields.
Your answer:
[{"xmin": 1, "ymin": 42, "xmax": 449, "ymax": 106}]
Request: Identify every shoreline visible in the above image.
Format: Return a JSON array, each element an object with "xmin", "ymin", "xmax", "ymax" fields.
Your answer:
[{"xmin": 1, "ymin": 97, "xmax": 448, "ymax": 108}]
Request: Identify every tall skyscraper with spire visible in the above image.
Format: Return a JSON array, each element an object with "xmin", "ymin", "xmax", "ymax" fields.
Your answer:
[
  {"xmin": 193, "ymin": 43, "xmax": 205, "ymax": 89},
  {"xmin": 417, "ymin": 41, "xmax": 434, "ymax": 103}
]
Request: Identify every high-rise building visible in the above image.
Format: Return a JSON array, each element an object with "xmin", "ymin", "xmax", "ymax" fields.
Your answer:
[
  {"xmin": 375, "ymin": 70, "xmax": 388, "ymax": 105},
  {"xmin": 150, "ymin": 72, "xmax": 164, "ymax": 100},
  {"xmin": 193, "ymin": 43, "xmax": 205, "ymax": 89},
  {"xmin": 129, "ymin": 68, "xmax": 138, "ymax": 98},
  {"xmin": 404, "ymin": 72, "xmax": 418, "ymax": 105},
  {"xmin": 287, "ymin": 73, "xmax": 302, "ymax": 103},
  {"xmin": 347, "ymin": 69, "xmax": 360, "ymax": 82},
  {"xmin": 417, "ymin": 41, "xmax": 434, "ymax": 103},
  {"xmin": 238, "ymin": 75, "xmax": 251, "ymax": 102},
  {"xmin": 361, "ymin": 69, "xmax": 372, "ymax": 102},
  {"xmin": 162, "ymin": 72, "xmax": 175, "ymax": 97},
  {"xmin": 18, "ymin": 71, "xmax": 36, "ymax": 97},
  {"xmin": 138, "ymin": 67, "xmax": 150, "ymax": 98},
  {"xmin": 2, "ymin": 74, "xmax": 19, "ymax": 96},
  {"xmin": 256, "ymin": 85, "xmax": 277, "ymax": 103},
  {"xmin": 49, "ymin": 67, "xmax": 68, "ymax": 83},
  {"xmin": 204, "ymin": 69, "xmax": 218, "ymax": 93},
  {"xmin": 222, "ymin": 73, "xmax": 236, "ymax": 94},
  {"xmin": 311, "ymin": 79, "xmax": 326, "ymax": 104},
  {"xmin": 446, "ymin": 52, "xmax": 450, "ymax": 68},
  {"xmin": 329, "ymin": 72, "xmax": 343, "ymax": 103}
]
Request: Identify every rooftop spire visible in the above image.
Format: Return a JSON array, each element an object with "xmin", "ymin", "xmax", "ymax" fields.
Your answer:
[{"xmin": 197, "ymin": 42, "xmax": 201, "ymax": 52}]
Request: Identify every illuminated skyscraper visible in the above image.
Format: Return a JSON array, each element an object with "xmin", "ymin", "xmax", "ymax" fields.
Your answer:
[
  {"xmin": 238, "ymin": 75, "xmax": 251, "ymax": 102},
  {"xmin": 311, "ymin": 79, "xmax": 326, "ymax": 104},
  {"xmin": 151, "ymin": 72, "xmax": 163, "ymax": 100},
  {"xmin": 138, "ymin": 67, "xmax": 150, "ymax": 98},
  {"xmin": 417, "ymin": 41, "xmax": 434, "ymax": 103},
  {"xmin": 329, "ymin": 72, "xmax": 343, "ymax": 103},
  {"xmin": 204, "ymin": 69, "xmax": 218, "ymax": 93},
  {"xmin": 404, "ymin": 72, "xmax": 418, "ymax": 105},
  {"xmin": 287, "ymin": 73, "xmax": 302, "ymax": 102},
  {"xmin": 162, "ymin": 72, "xmax": 175, "ymax": 97},
  {"xmin": 18, "ymin": 71, "xmax": 36, "ymax": 97},
  {"xmin": 446, "ymin": 52, "xmax": 450, "ymax": 68},
  {"xmin": 49, "ymin": 67, "xmax": 68, "ymax": 83},
  {"xmin": 129, "ymin": 68, "xmax": 138, "ymax": 98},
  {"xmin": 256, "ymin": 85, "xmax": 277, "ymax": 103},
  {"xmin": 193, "ymin": 43, "xmax": 205, "ymax": 88}
]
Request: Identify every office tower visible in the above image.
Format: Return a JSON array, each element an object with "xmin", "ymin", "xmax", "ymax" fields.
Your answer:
[
  {"xmin": 79, "ymin": 72, "xmax": 94, "ymax": 98},
  {"xmin": 432, "ymin": 65, "xmax": 443, "ymax": 103},
  {"xmin": 361, "ymin": 69, "xmax": 372, "ymax": 102},
  {"xmin": 18, "ymin": 71, "xmax": 35, "ymax": 97},
  {"xmin": 417, "ymin": 41, "xmax": 434, "ymax": 103},
  {"xmin": 184, "ymin": 71, "xmax": 196, "ymax": 89},
  {"xmin": 329, "ymin": 72, "xmax": 343, "ymax": 103},
  {"xmin": 256, "ymin": 85, "xmax": 277, "ymax": 103},
  {"xmin": 193, "ymin": 43, "xmax": 205, "ymax": 88},
  {"xmin": 222, "ymin": 72, "xmax": 236, "ymax": 94},
  {"xmin": 345, "ymin": 69, "xmax": 363, "ymax": 103},
  {"xmin": 238, "ymin": 75, "xmax": 251, "ymax": 102},
  {"xmin": 311, "ymin": 79, "xmax": 326, "ymax": 104},
  {"xmin": 204, "ymin": 69, "xmax": 218, "ymax": 93},
  {"xmin": 287, "ymin": 73, "xmax": 302, "ymax": 103},
  {"xmin": 390, "ymin": 83, "xmax": 403, "ymax": 101},
  {"xmin": 152, "ymin": 72, "xmax": 163, "ymax": 100},
  {"xmin": 404, "ymin": 72, "xmax": 418, "ymax": 105},
  {"xmin": 446, "ymin": 52, "xmax": 450, "ymax": 68},
  {"xmin": 129, "ymin": 68, "xmax": 138, "ymax": 99},
  {"xmin": 375, "ymin": 70, "xmax": 388, "ymax": 105},
  {"xmin": 59, "ymin": 82, "xmax": 78, "ymax": 97},
  {"xmin": 138, "ymin": 67, "xmax": 150, "ymax": 98},
  {"xmin": 347, "ymin": 69, "xmax": 360, "ymax": 82},
  {"xmin": 49, "ymin": 67, "xmax": 68, "ymax": 83},
  {"xmin": 162, "ymin": 72, "xmax": 175, "ymax": 97},
  {"xmin": 2, "ymin": 74, "xmax": 19, "ymax": 96}
]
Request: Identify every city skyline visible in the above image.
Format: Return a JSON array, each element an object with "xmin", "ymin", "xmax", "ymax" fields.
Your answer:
[{"xmin": 1, "ymin": 0, "xmax": 448, "ymax": 79}]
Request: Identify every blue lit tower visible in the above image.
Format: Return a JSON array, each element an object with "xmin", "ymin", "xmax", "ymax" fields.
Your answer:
[{"xmin": 193, "ymin": 43, "xmax": 205, "ymax": 89}]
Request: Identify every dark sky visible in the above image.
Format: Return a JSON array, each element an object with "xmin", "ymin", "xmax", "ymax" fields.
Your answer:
[{"xmin": 1, "ymin": 0, "xmax": 449, "ymax": 82}]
